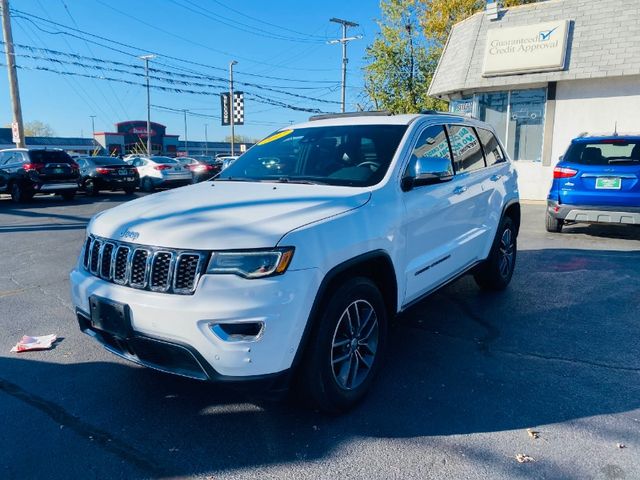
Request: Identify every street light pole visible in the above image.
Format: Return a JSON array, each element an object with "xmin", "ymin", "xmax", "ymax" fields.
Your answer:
[
  {"xmin": 183, "ymin": 109, "xmax": 188, "ymax": 156},
  {"xmin": 204, "ymin": 124, "xmax": 208, "ymax": 155},
  {"xmin": 89, "ymin": 115, "xmax": 96, "ymax": 138},
  {"xmin": 1, "ymin": 0, "xmax": 25, "ymax": 147},
  {"xmin": 139, "ymin": 54, "xmax": 155, "ymax": 156},
  {"xmin": 328, "ymin": 18, "xmax": 361, "ymax": 113},
  {"xmin": 229, "ymin": 60, "xmax": 237, "ymax": 156}
]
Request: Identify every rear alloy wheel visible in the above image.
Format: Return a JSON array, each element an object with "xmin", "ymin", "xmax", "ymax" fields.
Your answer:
[
  {"xmin": 298, "ymin": 277, "xmax": 388, "ymax": 413},
  {"xmin": 84, "ymin": 179, "xmax": 99, "ymax": 196},
  {"xmin": 545, "ymin": 213, "xmax": 563, "ymax": 233},
  {"xmin": 141, "ymin": 177, "xmax": 155, "ymax": 192},
  {"xmin": 10, "ymin": 183, "xmax": 32, "ymax": 203},
  {"xmin": 474, "ymin": 216, "xmax": 517, "ymax": 291}
]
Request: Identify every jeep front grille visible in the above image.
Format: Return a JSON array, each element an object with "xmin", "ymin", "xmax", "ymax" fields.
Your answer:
[{"xmin": 82, "ymin": 235, "xmax": 207, "ymax": 295}]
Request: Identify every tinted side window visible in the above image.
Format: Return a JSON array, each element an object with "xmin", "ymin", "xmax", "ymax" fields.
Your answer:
[
  {"xmin": 404, "ymin": 124, "xmax": 454, "ymax": 177},
  {"xmin": 448, "ymin": 125, "xmax": 485, "ymax": 173},
  {"xmin": 476, "ymin": 128, "xmax": 505, "ymax": 166}
]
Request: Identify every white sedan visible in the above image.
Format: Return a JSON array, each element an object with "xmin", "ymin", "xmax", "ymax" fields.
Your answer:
[{"xmin": 129, "ymin": 156, "xmax": 192, "ymax": 192}]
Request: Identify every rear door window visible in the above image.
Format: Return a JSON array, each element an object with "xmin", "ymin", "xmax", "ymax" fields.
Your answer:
[
  {"xmin": 447, "ymin": 125, "xmax": 486, "ymax": 173},
  {"xmin": 475, "ymin": 128, "xmax": 506, "ymax": 166}
]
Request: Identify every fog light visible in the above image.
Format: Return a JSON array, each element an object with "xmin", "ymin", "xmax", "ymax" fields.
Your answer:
[{"xmin": 210, "ymin": 322, "xmax": 264, "ymax": 342}]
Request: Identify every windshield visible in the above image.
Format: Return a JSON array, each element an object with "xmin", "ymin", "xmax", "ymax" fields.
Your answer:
[
  {"xmin": 565, "ymin": 139, "xmax": 640, "ymax": 165},
  {"xmin": 217, "ymin": 124, "xmax": 408, "ymax": 186}
]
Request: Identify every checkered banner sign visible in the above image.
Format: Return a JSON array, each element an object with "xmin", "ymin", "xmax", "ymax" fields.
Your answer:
[{"xmin": 220, "ymin": 91, "xmax": 244, "ymax": 126}]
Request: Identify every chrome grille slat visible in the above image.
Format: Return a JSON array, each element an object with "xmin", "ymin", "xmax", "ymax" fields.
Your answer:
[
  {"xmin": 89, "ymin": 239, "xmax": 102, "ymax": 274},
  {"xmin": 82, "ymin": 235, "xmax": 205, "ymax": 295}
]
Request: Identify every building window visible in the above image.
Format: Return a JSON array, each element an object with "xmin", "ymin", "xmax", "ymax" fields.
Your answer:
[
  {"xmin": 506, "ymin": 88, "xmax": 546, "ymax": 162},
  {"xmin": 477, "ymin": 92, "xmax": 508, "ymax": 146}
]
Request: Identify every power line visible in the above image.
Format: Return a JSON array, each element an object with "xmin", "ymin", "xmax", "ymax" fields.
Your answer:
[
  {"xmin": 59, "ymin": 0, "xmax": 130, "ymax": 119},
  {"xmin": 208, "ymin": 0, "xmax": 328, "ymax": 40},
  {"xmin": 10, "ymin": 8, "xmax": 340, "ymax": 83},
  {"xmin": 172, "ymin": 0, "xmax": 325, "ymax": 44},
  {"xmin": 3, "ymin": 41, "xmax": 342, "ymax": 105},
  {"xmin": 0, "ymin": 60, "xmax": 329, "ymax": 114}
]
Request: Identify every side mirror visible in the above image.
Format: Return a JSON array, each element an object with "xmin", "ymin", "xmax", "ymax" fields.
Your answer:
[
  {"xmin": 558, "ymin": 155, "xmax": 564, "ymax": 162},
  {"xmin": 402, "ymin": 156, "xmax": 454, "ymax": 191}
]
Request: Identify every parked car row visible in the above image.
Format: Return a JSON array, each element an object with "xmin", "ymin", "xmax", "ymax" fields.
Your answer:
[{"xmin": 0, "ymin": 148, "xmax": 239, "ymax": 201}]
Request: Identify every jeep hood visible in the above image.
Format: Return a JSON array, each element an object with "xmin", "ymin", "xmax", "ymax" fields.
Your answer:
[{"xmin": 89, "ymin": 181, "xmax": 371, "ymax": 250}]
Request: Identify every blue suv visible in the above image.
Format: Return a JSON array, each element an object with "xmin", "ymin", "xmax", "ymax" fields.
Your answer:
[{"xmin": 546, "ymin": 135, "xmax": 640, "ymax": 232}]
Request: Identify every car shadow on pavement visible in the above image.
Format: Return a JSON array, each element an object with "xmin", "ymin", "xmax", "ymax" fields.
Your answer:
[{"xmin": 0, "ymin": 247, "xmax": 639, "ymax": 478}]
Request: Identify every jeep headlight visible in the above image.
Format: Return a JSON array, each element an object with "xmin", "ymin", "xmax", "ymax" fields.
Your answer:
[{"xmin": 206, "ymin": 248, "xmax": 294, "ymax": 279}]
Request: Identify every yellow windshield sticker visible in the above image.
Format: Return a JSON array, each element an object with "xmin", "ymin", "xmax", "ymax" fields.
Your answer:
[{"xmin": 257, "ymin": 129, "xmax": 293, "ymax": 146}]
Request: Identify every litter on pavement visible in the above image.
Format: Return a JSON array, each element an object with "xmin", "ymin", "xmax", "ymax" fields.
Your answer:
[{"xmin": 11, "ymin": 334, "xmax": 58, "ymax": 353}]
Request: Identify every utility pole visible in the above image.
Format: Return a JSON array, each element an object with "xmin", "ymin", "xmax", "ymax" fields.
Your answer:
[
  {"xmin": 229, "ymin": 60, "xmax": 237, "ymax": 156},
  {"xmin": 328, "ymin": 18, "xmax": 361, "ymax": 113},
  {"xmin": 1, "ymin": 0, "xmax": 25, "ymax": 147},
  {"xmin": 204, "ymin": 124, "xmax": 208, "ymax": 155},
  {"xmin": 139, "ymin": 54, "xmax": 155, "ymax": 156},
  {"xmin": 89, "ymin": 115, "xmax": 96, "ymax": 138},
  {"xmin": 183, "ymin": 109, "xmax": 188, "ymax": 156}
]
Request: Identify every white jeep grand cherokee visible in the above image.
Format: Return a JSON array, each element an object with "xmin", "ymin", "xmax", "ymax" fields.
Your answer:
[{"xmin": 70, "ymin": 112, "xmax": 519, "ymax": 412}]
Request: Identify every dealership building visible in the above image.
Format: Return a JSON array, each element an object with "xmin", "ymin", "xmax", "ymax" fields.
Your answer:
[
  {"xmin": 428, "ymin": 0, "xmax": 640, "ymax": 199},
  {"xmin": 1, "ymin": 120, "xmax": 247, "ymax": 158}
]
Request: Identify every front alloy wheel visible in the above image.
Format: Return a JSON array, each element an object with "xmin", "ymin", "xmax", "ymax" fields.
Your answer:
[
  {"xmin": 298, "ymin": 277, "xmax": 387, "ymax": 413},
  {"xmin": 331, "ymin": 300, "xmax": 379, "ymax": 391}
]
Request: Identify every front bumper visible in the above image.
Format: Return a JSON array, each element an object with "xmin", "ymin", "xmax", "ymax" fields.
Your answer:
[
  {"xmin": 547, "ymin": 201, "xmax": 640, "ymax": 225},
  {"xmin": 70, "ymin": 266, "xmax": 320, "ymax": 379}
]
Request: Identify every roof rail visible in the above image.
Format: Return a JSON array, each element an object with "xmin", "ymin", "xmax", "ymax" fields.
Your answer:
[
  {"xmin": 308, "ymin": 111, "xmax": 393, "ymax": 121},
  {"xmin": 421, "ymin": 109, "xmax": 469, "ymax": 118}
]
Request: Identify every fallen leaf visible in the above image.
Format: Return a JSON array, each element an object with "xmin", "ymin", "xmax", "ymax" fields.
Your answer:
[
  {"xmin": 527, "ymin": 428, "xmax": 540, "ymax": 439},
  {"xmin": 515, "ymin": 454, "xmax": 534, "ymax": 463}
]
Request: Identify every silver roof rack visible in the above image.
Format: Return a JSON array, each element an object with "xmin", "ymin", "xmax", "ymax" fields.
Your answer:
[{"xmin": 308, "ymin": 111, "xmax": 393, "ymax": 121}]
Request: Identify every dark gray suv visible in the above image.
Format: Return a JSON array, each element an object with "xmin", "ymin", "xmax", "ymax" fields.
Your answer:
[{"xmin": 0, "ymin": 148, "xmax": 80, "ymax": 202}]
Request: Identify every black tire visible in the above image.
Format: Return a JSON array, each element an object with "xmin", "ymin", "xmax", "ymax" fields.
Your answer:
[
  {"xmin": 10, "ymin": 182, "xmax": 32, "ymax": 203},
  {"xmin": 84, "ymin": 179, "xmax": 99, "ymax": 196},
  {"xmin": 123, "ymin": 186, "xmax": 136, "ymax": 195},
  {"xmin": 474, "ymin": 216, "xmax": 517, "ymax": 291},
  {"xmin": 141, "ymin": 177, "xmax": 154, "ymax": 192},
  {"xmin": 60, "ymin": 190, "xmax": 76, "ymax": 201},
  {"xmin": 298, "ymin": 277, "xmax": 388, "ymax": 413},
  {"xmin": 545, "ymin": 213, "xmax": 563, "ymax": 233}
]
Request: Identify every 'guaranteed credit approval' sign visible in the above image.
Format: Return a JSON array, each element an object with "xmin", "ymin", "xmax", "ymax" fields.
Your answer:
[{"xmin": 482, "ymin": 20, "xmax": 570, "ymax": 76}]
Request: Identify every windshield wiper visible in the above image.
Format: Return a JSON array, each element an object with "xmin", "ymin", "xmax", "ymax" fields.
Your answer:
[
  {"xmin": 213, "ymin": 177, "xmax": 254, "ymax": 182},
  {"xmin": 274, "ymin": 177, "xmax": 326, "ymax": 185}
]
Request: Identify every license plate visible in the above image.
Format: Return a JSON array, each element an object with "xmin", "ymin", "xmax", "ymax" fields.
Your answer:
[
  {"xmin": 54, "ymin": 168, "xmax": 64, "ymax": 174},
  {"xmin": 89, "ymin": 296, "xmax": 132, "ymax": 339},
  {"xmin": 118, "ymin": 169, "xmax": 128, "ymax": 175},
  {"xmin": 595, "ymin": 177, "xmax": 621, "ymax": 189}
]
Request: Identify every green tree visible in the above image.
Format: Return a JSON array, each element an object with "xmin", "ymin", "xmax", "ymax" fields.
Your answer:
[
  {"xmin": 224, "ymin": 134, "xmax": 256, "ymax": 144},
  {"xmin": 24, "ymin": 120, "xmax": 55, "ymax": 137},
  {"xmin": 4, "ymin": 120, "xmax": 56, "ymax": 137},
  {"xmin": 364, "ymin": 0, "xmax": 539, "ymax": 113},
  {"xmin": 364, "ymin": 0, "xmax": 445, "ymax": 114}
]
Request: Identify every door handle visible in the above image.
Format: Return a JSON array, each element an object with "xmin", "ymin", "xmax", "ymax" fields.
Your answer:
[
  {"xmin": 453, "ymin": 185, "xmax": 467, "ymax": 195},
  {"xmin": 490, "ymin": 174, "xmax": 502, "ymax": 182}
]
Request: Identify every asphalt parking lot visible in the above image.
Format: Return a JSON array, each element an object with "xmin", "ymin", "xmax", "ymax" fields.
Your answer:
[{"xmin": 1, "ymin": 192, "xmax": 639, "ymax": 480}]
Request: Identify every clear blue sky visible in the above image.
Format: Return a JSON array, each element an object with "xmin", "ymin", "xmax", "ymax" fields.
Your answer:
[{"xmin": 0, "ymin": 0, "xmax": 382, "ymax": 141}]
